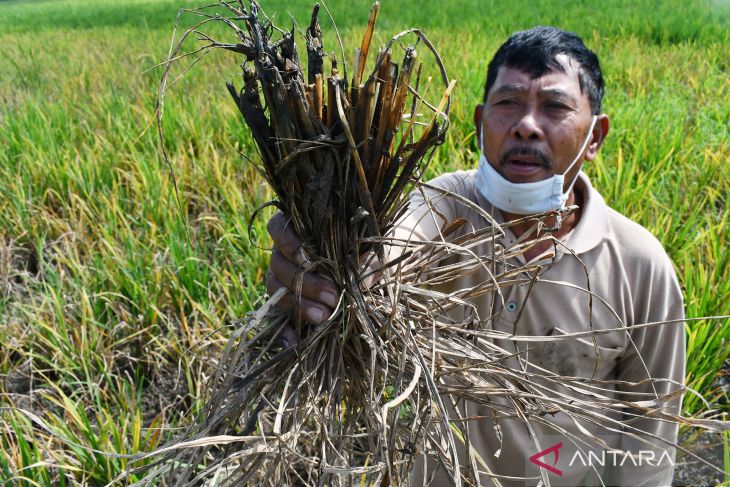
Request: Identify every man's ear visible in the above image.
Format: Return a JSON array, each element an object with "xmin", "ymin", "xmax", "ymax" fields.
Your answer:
[
  {"xmin": 584, "ymin": 114, "xmax": 610, "ymax": 162},
  {"xmin": 473, "ymin": 104, "xmax": 484, "ymax": 146}
]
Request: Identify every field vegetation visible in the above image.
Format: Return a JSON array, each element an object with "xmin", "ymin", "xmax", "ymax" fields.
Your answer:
[{"xmin": 0, "ymin": 0, "xmax": 728, "ymax": 484}]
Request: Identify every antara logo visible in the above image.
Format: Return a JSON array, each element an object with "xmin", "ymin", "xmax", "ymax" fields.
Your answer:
[
  {"xmin": 529, "ymin": 440, "xmax": 675, "ymax": 478},
  {"xmin": 569, "ymin": 449, "xmax": 673, "ymax": 468},
  {"xmin": 529, "ymin": 442, "xmax": 563, "ymax": 476}
]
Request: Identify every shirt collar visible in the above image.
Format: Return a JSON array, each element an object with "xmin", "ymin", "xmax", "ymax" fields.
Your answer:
[{"xmin": 562, "ymin": 172, "xmax": 610, "ymax": 254}]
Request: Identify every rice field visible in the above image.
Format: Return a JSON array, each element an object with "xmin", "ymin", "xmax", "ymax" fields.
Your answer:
[{"xmin": 0, "ymin": 0, "xmax": 728, "ymax": 484}]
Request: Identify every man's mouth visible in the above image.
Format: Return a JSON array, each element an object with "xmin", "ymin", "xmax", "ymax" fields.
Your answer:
[
  {"xmin": 499, "ymin": 149, "xmax": 551, "ymax": 176},
  {"xmin": 505, "ymin": 160, "xmax": 543, "ymax": 175}
]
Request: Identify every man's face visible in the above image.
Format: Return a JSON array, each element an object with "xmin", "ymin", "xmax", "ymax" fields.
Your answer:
[{"xmin": 476, "ymin": 54, "xmax": 606, "ymax": 188}]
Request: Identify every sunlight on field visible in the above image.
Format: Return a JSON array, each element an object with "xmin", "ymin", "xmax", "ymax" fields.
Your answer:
[{"xmin": 0, "ymin": 0, "xmax": 728, "ymax": 483}]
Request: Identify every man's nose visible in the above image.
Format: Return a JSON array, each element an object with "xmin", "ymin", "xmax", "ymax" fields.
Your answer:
[{"xmin": 510, "ymin": 111, "xmax": 544, "ymax": 141}]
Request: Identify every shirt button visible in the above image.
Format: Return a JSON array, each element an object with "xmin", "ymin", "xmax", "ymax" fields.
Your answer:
[{"xmin": 506, "ymin": 301, "xmax": 518, "ymax": 312}]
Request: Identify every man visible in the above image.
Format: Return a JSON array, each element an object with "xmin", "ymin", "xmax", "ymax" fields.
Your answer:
[{"xmin": 267, "ymin": 26, "xmax": 685, "ymax": 486}]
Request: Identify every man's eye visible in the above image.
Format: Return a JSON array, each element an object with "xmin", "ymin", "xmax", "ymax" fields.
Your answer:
[
  {"xmin": 495, "ymin": 99, "xmax": 517, "ymax": 106},
  {"xmin": 546, "ymin": 102, "xmax": 569, "ymax": 110}
]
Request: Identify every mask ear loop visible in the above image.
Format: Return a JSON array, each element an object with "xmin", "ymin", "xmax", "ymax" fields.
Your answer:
[
  {"xmin": 562, "ymin": 115, "xmax": 598, "ymax": 195},
  {"xmin": 478, "ymin": 126, "xmax": 484, "ymax": 153},
  {"xmin": 544, "ymin": 115, "xmax": 598, "ymax": 233}
]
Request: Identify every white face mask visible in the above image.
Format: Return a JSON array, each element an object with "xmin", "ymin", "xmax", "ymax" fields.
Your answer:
[{"xmin": 476, "ymin": 115, "xmax": 598, "ymax": 215}]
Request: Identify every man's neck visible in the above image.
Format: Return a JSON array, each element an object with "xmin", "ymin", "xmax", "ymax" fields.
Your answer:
[{"xmin": 501, "ymin": 188, "xmax": 583, "ymax": 262}]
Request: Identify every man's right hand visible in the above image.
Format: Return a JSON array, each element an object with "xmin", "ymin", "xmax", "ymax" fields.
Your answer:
[{"xmin": 266, "ymin": 212, "xmax": 340, "ymax": 327}]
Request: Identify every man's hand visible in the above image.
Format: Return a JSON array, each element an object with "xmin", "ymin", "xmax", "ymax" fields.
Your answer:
[{"xmin": 266, "ymin": 212, "xmax": 340, "ymax": 328}]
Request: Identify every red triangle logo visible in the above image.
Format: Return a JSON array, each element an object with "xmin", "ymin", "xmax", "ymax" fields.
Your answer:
[{"xmin": 529, "ymin": 442, "xmax": 563, "ymax": 476}]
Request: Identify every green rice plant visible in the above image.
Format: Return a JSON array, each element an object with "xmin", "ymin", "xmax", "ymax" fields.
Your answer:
[{"xmin": 1, "ymin": 413, "xmax": 59, "ymax": 486}]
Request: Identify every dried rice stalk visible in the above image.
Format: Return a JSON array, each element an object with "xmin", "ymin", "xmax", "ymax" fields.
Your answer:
[{"xmin": 131, "ymin": 1, "xmax": 729, "ymax": 486}]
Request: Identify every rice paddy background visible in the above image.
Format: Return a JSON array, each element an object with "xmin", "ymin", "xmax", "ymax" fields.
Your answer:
[{"xmin": 0, "ymin": 0, "xmax": 728, "ymax": 483}]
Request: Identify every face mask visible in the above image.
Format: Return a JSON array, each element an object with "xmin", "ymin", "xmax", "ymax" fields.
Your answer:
[{"xmin": 476, "ymin": 115, "xmax": 598, "ymax": 215}]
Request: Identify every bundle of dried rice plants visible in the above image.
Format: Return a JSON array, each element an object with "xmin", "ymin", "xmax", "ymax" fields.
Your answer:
[{"xmin": 135, "ymin": 1, "xmax": 729, "ymax": 485}]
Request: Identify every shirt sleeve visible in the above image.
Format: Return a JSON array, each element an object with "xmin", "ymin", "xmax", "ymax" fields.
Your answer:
[{"xmin": 606, "ymin": 255, "xmax": 686, "ymax": 487}]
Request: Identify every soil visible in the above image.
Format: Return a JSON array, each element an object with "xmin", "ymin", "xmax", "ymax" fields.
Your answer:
[{"xmin": 673, "ymin": 429, "xmax": 726, "ymax": 486}]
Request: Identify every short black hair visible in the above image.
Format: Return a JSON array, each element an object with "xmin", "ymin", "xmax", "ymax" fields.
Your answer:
[{"xmin": 483, "ymin": 26, "xmax": 605, "ymax": 114}]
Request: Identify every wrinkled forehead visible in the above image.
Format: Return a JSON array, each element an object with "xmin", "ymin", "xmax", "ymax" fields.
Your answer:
[
  {"xmin": 495, "ymin": 53, "xmax": 581, "ymax": 86},
  {"xmin": 489, "ymin": 54, "xmax": 589, "ymax": 105}
]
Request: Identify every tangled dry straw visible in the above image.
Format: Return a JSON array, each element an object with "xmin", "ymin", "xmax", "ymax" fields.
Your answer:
[{"xmin": 129, "ymin": 1, "xmax": 730, "ymax": 485}]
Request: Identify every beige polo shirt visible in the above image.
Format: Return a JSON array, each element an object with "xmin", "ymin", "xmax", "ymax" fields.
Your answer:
[{"xmin": 393, "ymin": 170, "xmax": 686, "ymax": 486}]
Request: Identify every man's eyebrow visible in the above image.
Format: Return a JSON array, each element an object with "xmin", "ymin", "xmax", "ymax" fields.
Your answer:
[
  {"xmin": 540, "ymin": 88, "xmax": 577, "ymax": 103},
  {"xmin": 492, "ymin": 84, "xmax": 525, "ymax": 95},
  {"xmin": 491, "ymin": 85, "xmax": 577, "ymax": 103}
]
